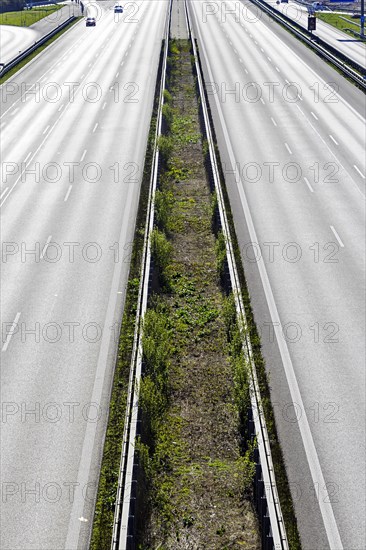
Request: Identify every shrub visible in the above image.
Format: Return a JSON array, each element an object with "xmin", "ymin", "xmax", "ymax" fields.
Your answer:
[
  {"xmin": 157, "ymin": 135, "xmax": 173, "ymax": 166},
  {"xmin": 151, "ymin": 229, "xmax": 173, "ymax": 285}
]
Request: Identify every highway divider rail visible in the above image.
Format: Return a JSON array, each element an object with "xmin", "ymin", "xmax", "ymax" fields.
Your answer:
[
  {"xmin": 248, "ymin": 0, "xmax": 366, "ymax": 90},
  {"xmin": 0, "ymin": 16, "xmax": 76, "ymax": 78},
  {"xmin": 110, "ymin": 1, "xmax": 173, "ymax": 549},
  {"xmin": 111, "ymin": 1, "xmax": 289, "ymax": 549}
]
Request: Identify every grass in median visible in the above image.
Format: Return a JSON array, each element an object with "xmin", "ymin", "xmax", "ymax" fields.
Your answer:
[
  {"xmin": 0, "ymin": 6, "xmax": 63, "ymax": 27},
  {"xmin": 135, "ymin": 39, "xmax": 261, "ymax": 549},
  {"xmin": 317, "ymin": 13, "xmax": 365, "ymax": 40},
  {"xmin": 91, "ymin": 33, "xmax": 301, "ymax": 550}
]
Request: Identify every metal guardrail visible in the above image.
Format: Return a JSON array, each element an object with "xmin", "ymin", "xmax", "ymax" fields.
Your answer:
[
  {"xmin": 186, "ymin": 2, "xmax": 289, "ymax": 548},
  {"xmin": 249, "ymin": 0, "xmax": 366, "ymax": 89},
  {"xmin": 110, "ymin": 2, "xmax": 173, "ymax": 549},
  {"xmin": 0, "ymin": 16, "xmax": 77, "ymax": 78},
  {"xmin": 111, "ymin": 1, "xmax": 290, "ymax": 548}
]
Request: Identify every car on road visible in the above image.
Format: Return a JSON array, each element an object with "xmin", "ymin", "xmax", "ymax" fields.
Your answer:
[
  {"xmin": 86, "ymin": 17, "xmax": 96, "ymax": 26},
  {"xmin": 114, "ymin": 4, "xmax": 123, "ymax": 12}
]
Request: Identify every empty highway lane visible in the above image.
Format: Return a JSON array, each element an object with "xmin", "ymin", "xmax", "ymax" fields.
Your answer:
[
  {"xmin": 0, "ymin": 2, "xmax": 168, "ymax": 548},
  {"xmin": 189, "ymin": 1, "xmax": 365, "ymax": 548}
]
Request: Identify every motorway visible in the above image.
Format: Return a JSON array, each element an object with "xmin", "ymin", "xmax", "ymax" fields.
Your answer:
[
  {"xmin": 267, "ymin": 0, "xmax": 366, "ymax": 69},
  {"xmin": 1, "ymin": 0, "xmax": 365, "ymax": 549},
  {"xmin": 0, "ymin": 2, "xmax": 80, "ymax": 65},
  {"xmin": 0, "ymin": 25, "xmax": 40, "ymax": 65},
  {"xmin": 0, "ymin": 1, "xmax": 168, "ymax": 548},
  {"xmin": 189, "ymin": 1, "xmax": 365, "ymax": 549}
]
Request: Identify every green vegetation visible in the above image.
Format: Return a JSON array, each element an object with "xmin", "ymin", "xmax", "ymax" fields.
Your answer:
[
  {"xmin": 136, "ymin": 39, "xmax": 260, "ymax": 549},
  {"xmin": 317, "ymin": 13, "xmax": 365, "ymax": 40},
  {"xmin": 0, "ymin": 6, "xmax": 63, "ymax": 27},
  {"xmin": 90, "ymin": 46, "xmax": 164, "ymax": 550},
  {"xmin": 91, "ymin": 34, "xmax": 302, "ymax": 550},
  {"xmin": 0, "ymin": 18, "xmax": 81, "ymax": 84},
  {"xmin": 0, "ymin": 18, "xmax": 80, "ymax": 85}
]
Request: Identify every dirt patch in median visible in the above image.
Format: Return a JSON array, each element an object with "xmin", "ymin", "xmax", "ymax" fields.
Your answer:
[{"xmin": 136, "ymin": 40, "xmax": 260, "ymax": 550}]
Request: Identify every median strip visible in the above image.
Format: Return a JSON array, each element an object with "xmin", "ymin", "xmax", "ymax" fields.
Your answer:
[
  {"xmin": 133, "ymin": 38, "xmax": 261, "ymax": 548},
  {"xmin": 91, "ymin": 7, "xmax": 301, "ymax": 550}
]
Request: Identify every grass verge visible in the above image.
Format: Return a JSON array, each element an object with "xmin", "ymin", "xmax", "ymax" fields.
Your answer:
[
  {"xmin": 0, "ymin": 6, "xmax": 63, "ymax": 26},
  {"xmin": 317, "ymin": 13, "xmax": 365, "ymax": 40}
]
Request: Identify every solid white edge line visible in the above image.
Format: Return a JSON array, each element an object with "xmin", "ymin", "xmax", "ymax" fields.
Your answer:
[
  {"xmin": 0, "ymin": 187, "xmax": 9, "ymax": 200},
  {"xmin": 2, "ymin": 312, "xmax": 21, "ymax": 352},
  {"xmin": 190, "ymin": 4, "xmax": 343, "ymax": 547},
  {"xmin": 330, "ymin": 225, "xmax": 345, "ymax": 248},
  {"xmin": 252, "ymin": 3, "xmax": 366, "ymax": 124},
  {"xmin": 64, "ymin": 148, "xmax": 136, "ymax": 550},
  {"xmin": 64, "ymin": 3, "xmax": 166, "ymax": 545},
  {"xmin": 354, "ymin": 164, "xmax": 365, "ymax": 179}
]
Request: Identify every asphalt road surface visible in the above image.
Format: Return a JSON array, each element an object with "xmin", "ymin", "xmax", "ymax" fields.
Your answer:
[
  {"xmin": 189, "ymin": 1, "xmax": 365, "ymax": 548},
  {"xmin": 0, "ymin": 1, "xmax": 168, "ymax": 548},
  {"xmin": 0, "ymin": 25, "xmax": 40, "ymax": 65},
  {"xmin": 0, "ymin": 2, "xmax": 81, "ymax": 65},
  {"xmin": 265, "ymin": 0, "xmax": 366, "ymax": 68}
]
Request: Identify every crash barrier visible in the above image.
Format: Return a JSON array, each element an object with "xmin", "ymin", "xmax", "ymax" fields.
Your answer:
[
  {"xmin": 250, "ymin": 0, "xmax": 366, "ymax": 89},
  {"xmin": 0, "ymin": 16, "xmax": 77, "ymax": 78}
]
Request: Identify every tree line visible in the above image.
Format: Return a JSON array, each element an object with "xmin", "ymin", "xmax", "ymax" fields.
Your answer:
[
  {"xmin": 0, "ymin": 1, "xmax": 25, "ymax": 13},
  {"xmin": 0, "ymin": 1, "xmax": 63, "ymax": 13}
]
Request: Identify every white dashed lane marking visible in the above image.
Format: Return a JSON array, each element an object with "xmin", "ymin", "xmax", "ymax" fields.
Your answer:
[
  {"xmin": 2, "ymin": 312, "xmax": 21, "ymax": 352},
  {"xmin": 330, "ymin": 225, "xmax": 344, "ymax": 248}
]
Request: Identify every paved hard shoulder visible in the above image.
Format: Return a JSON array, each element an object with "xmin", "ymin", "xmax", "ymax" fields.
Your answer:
[{"xmin": 29, "ymin": 2, "xmax": 80, "ymax": 34}]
